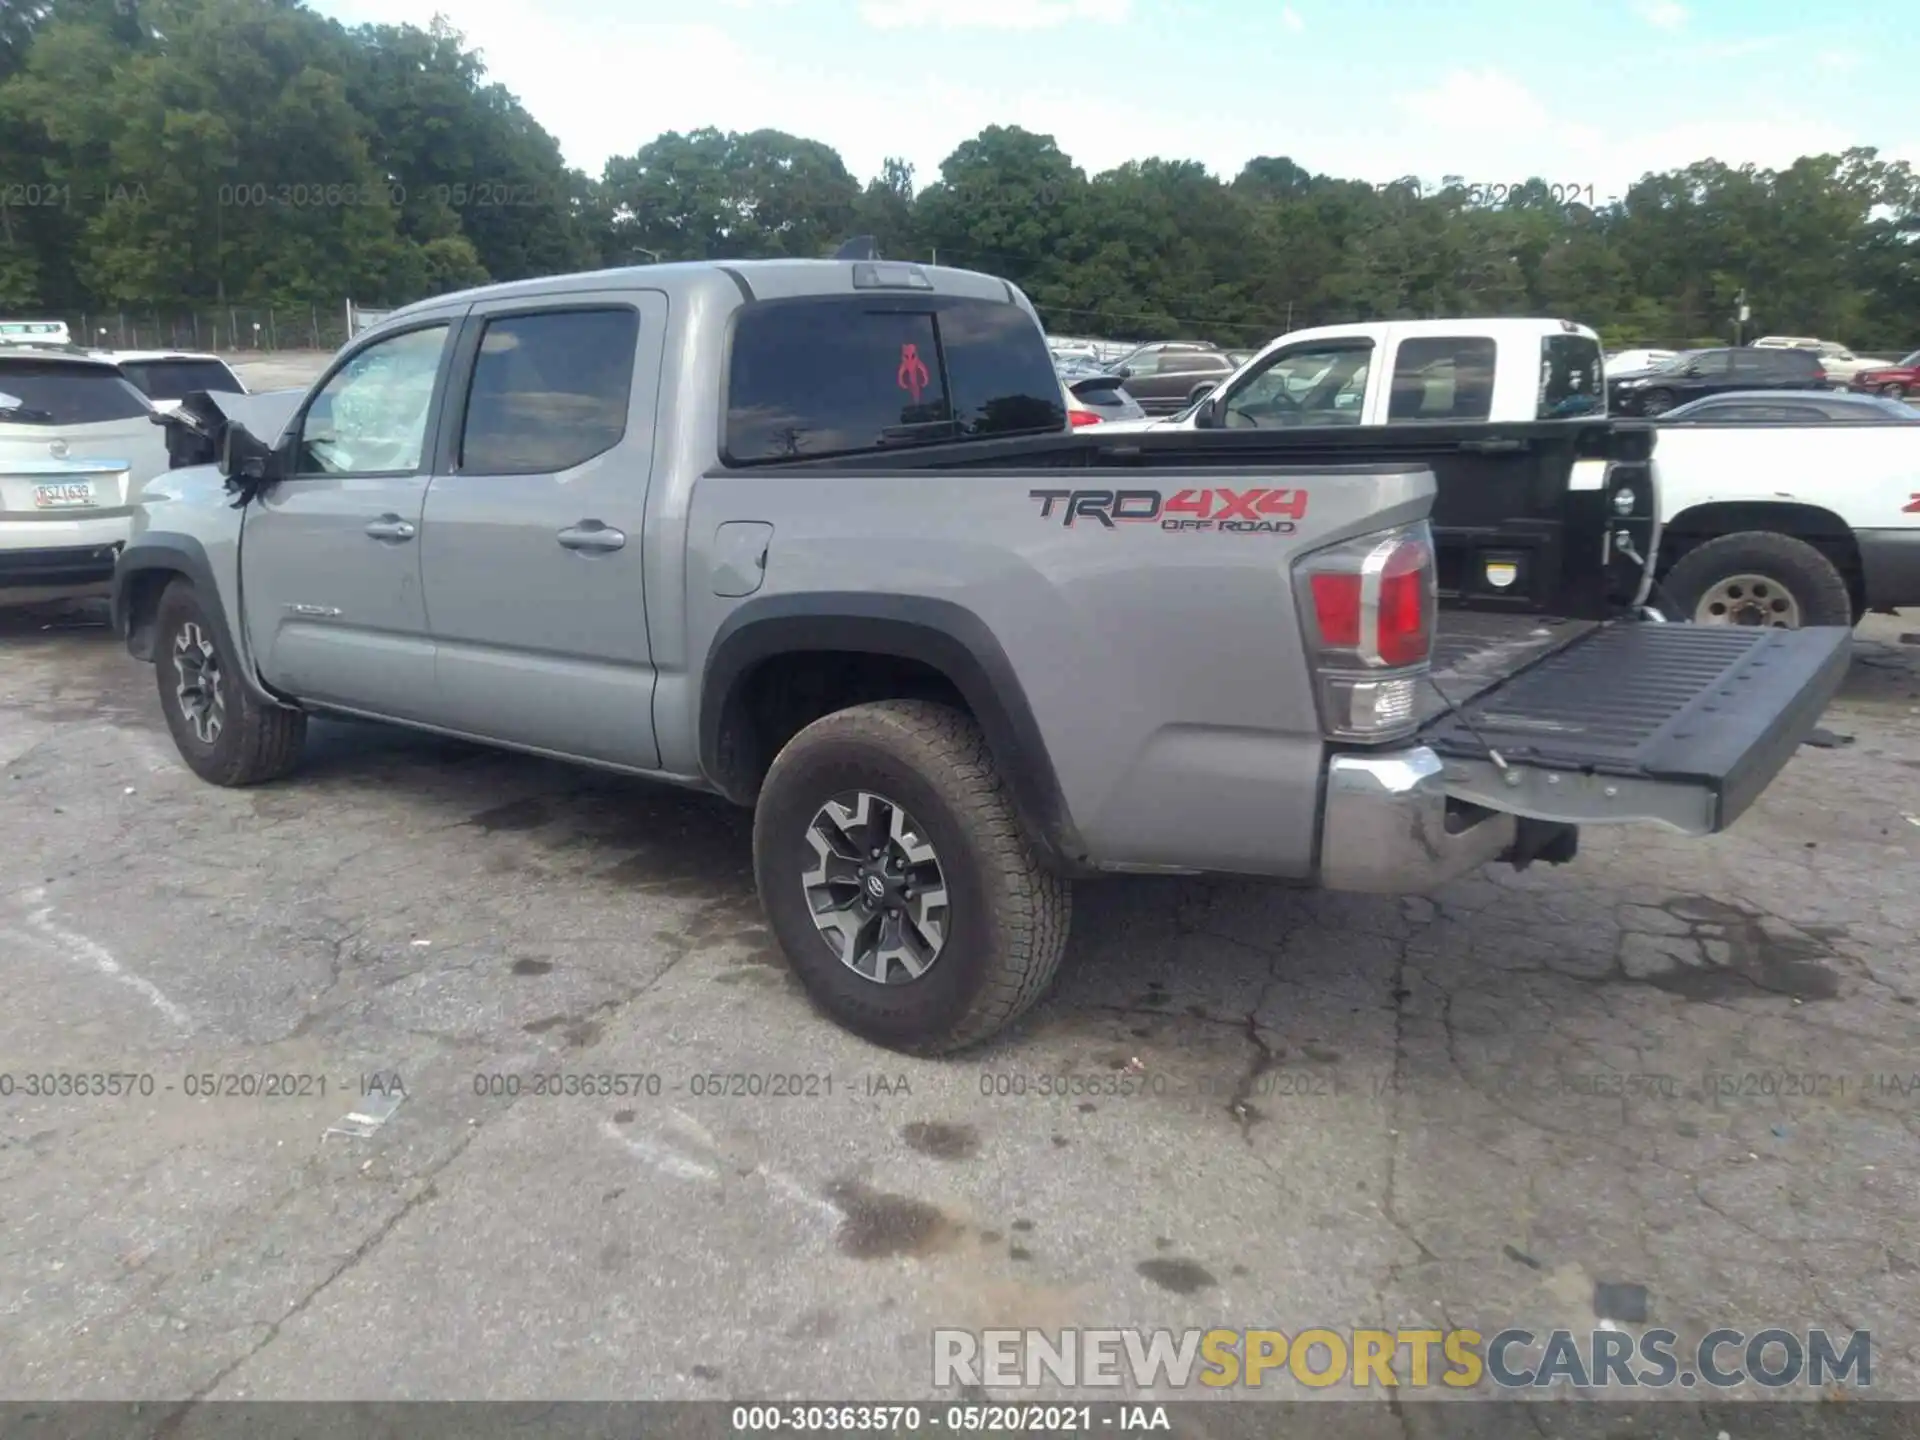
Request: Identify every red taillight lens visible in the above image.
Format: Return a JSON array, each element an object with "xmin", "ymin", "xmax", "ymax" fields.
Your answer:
[
  {"xmin": 1376, "ymin": 540, "xmax": 1430, "ymax": 666},
  {"xmin": 1068, "ymin": 409, "xmax": 1103, "ymax": 427},
  {"xmin": 1292, "ymin": 523, "xmax": 1437, "ymax": 743},
  {"xmin": 1310, "ymin": 573, "xmax": 1361, "ymax": 647}
]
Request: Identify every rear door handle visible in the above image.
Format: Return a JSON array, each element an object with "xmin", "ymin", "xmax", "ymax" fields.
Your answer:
[
  {"xmin": 365, "ymin": 515, "xmax": 416, "ymax": 542},
  {"xmin": 557, "ymin": 520, "xmax": 626, "ymax": 553}
]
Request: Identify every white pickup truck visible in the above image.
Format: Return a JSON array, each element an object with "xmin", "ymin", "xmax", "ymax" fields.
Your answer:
[{"xmin": 1110, "ymin": 318, "xmax": 1919, "ymax": 627}]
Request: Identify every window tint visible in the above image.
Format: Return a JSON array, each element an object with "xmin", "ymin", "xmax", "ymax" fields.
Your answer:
[
  {"xmin": 937, "ymin": 299, "xmax": 1068, "ymax": 438},
  {"xmin": 1387, "ymin": 336, "xmax": 1497, "ymax": 422},
  {"xmin": 1539, "ymin": 332, "xmax": 1604, "ymax": 417},
  {"xmin": 118, "ymin": 359, "xmax": 244, "ymax": 402},
  {"xmin": 0, "ymin": 360, "xmax": 151, "ymax": 425},
  {"xmin": 1117, "ymin": 351, "xmax": 1161, "ymax": 377},
  {"xmin": 1223, "ymin": 342, "xmax": 1371, "ymax": 428},
  {"xmin": 458, "ymin": 309, "xmax": 637, "ymax": 475},
  {"xmin": 724, "ymin": 297, "xmax": 1062, "ymax": 464},
  {"xmin": 1731, "ymin": 350, "xmax": 1772, "ymax": 377},
  {"xmin": 296, "ymin": 324, "xmax": 448, "ymax": 476}
]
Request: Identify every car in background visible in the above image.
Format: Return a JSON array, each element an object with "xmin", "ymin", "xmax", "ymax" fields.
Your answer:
[
  {"xmin": 1751, "ymin": 335, "xmax": 1892, "ymax": 385},
  {"xmin": 1658, "ymin": 389, "xmax": 1920, "ymax": 423},
  {"xmin": 0, "ymin": 319, "xmax": 72, "ymax": 348},
  {"xmin": 1607, "ymin": 345, "xmax": 1824, "ymax": 416},
  {"xmin": 1605, "ymin": 348, "xmax": 1677, "ymax": 374},
  {"xmin": 1055, "ymin": 357, "xmax": 1147, "ymax": 427},
  {"xmin": 93, "ymin": 349, "xmax": 247, "ymax": 413},
  {"xmin": 1847, "ymin": 349, "xmax": 1919, "ymax": 400},
  {"xmin": 1105, "ymin": 341, "xmax": 1236, "ymax": 414},
  {"xmin": 1, "ymin": 348, "xmax": 173, "ymax": 604}
]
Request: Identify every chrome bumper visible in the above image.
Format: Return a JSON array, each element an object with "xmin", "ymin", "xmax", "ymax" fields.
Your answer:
[{"xmin": 1317, "ymin": 746, "xmax": 1519, "ymax": 894}]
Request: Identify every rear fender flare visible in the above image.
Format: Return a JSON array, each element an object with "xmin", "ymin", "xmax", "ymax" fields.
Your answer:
[{"xmin": 699, "ymin": 593, "xmax": 1088, "ymax": 872}]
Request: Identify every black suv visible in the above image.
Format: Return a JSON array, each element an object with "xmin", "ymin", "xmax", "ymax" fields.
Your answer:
[{"xmin": 1608, "ymin": 346, "xmax": 1825, "ymax": 416}]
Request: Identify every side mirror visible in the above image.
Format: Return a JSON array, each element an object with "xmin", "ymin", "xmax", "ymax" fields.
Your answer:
[
  {"xmin": 1194, "ymin": 395, "xmax": 1222, "ymax": 428},
  {"xmin": 218, "ymin": 420, "xmax": 280, "ymax": 484}
]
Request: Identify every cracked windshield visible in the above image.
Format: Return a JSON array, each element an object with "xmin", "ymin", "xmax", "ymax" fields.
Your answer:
[{"xmin": 2, "ymin": 0, "xmax": 1916, "ymax": 1437}]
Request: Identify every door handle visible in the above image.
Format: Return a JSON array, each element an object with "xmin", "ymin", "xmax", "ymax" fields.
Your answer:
[
  {"xmin": 557, "ymin": 520, "xmax": 626, "ymax": 553},
  {"xmin": 365, "ymin": 515, "xmax": 416, "ymax": 542}
]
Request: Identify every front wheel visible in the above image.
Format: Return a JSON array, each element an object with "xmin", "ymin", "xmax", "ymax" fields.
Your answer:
[
  {"xmin": 1637, "ymin": 387, "xmax": 1677, "ymax": 417},
  {"xmin": 752, "ymin": 700, "xmax": 1070, "ymax": 1055},
  {"xmin": 1882, "ymin": 382, "xmax": 1908, "ymax": 400},
  {"xmin": 154, "ymin": 579, "xmax": 308, "ymax": 785},
  {"xmin": 1660, "ymin": 532, "xmax": 1853, "ymax": 630}
]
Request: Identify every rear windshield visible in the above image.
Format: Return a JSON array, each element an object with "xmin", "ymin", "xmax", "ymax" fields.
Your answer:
[
  {"xmin": 0, "ymin": 360, "xmax": 151, "ymax": 425},
  {"xmin": 1538, "ymin": 332, "xmax": 1604, "ymax": 418},
  {"xmin": 118, "ymin": 358, "xmax": 244, "ymax": 402},
  {"xmin": 724, "ymin": 295, "xmax": 1065, "ymax": 463}
]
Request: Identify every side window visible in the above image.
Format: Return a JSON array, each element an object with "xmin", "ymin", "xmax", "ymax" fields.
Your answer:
[
  {"xmin": 1120, "ymin": 351, "xmax": 1161, "ymax": 377},
  {"xmin": 1539, "ymin": 333, "xmax": 1603, "ymax": 417},
  {"xmin": 1731, "ymin": 350, "xmax": 1771, "ymax": 378},
  {"xmin": 725, "ymin": 301, "xmax": 950, "ymax": 463},
  {"xmin": 1386, "ymin": 336, "xmax": 1497, "ymax": 422},
  {"xmin": 1223, "ymin": 342, "xmax": 1371, "ymax": 428},
  {"xmin": 458, "ymin": 308, "xmax": 638, "ymax": 475},
  {"xmin": 296, "ymin": 324, "xmax": 449, "ymax": 477}
]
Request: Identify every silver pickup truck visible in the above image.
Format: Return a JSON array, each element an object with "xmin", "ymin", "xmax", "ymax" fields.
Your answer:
[{"xmin": 111, "ymin": 259, "xmax": 1852, "ymax": 1053}]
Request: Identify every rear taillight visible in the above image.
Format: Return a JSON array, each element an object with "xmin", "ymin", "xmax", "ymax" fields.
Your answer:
[
  {"xmin": 1292, "ymin": 522, "xmax": 1437, "ymax": 742},
  {"xmin": 1068, "ymin": 409, "xmax": 1103, "ymax": 427}
]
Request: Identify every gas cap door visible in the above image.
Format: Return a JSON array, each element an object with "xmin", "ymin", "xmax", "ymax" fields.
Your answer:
[{"xmin": 712, "ymin": 521, "xmax": 774, "ymax": 598}]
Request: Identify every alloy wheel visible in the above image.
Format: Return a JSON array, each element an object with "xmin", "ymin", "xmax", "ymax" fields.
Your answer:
[
  {"xmin": 172, "ymin": 620, "xmax": 226, "ymax": 743},
  {"xmin": 801, "ymin": 790, "xmax": 950, "ymax": 984}
]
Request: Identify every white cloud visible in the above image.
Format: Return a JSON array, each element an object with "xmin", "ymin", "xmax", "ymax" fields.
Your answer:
[
  {"xmin": 1280, "ymin": 6, "xmax": 1303, "ymax": 33},
  {"xmin": 859, "ymin": 0, "xmax": 1130, "ymax": 29},
  {"xmin": 1635, "ymin": 0, "xmax": 1686, "ymax": 30}
]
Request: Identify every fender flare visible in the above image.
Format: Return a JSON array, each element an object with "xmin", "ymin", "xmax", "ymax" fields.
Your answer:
[
  {"xmin": 699, "ymin": 592, "xmax": 1088, "ymax": 872},
  {"xmin": 112, "ymin": 532, "xmax": 285, "ymax": 707}
]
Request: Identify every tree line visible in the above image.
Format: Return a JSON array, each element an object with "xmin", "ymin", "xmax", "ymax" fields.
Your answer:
[{"xmin": 3, "ymin": 0, "xmax": 1917, "ymax": 352}]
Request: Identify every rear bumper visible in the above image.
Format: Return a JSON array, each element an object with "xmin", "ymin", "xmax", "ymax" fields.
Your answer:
[
  {"xmin": 0, "ymin": 529, "xmax": 126, "ymax": 595},
  {"xmin": 1318, "ymin": 746, "xmax": 1519, "ymax": 893}
]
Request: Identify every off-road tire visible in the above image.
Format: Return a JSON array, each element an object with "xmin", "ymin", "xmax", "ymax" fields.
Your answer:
[
  {"xmin": 1661, "ymin": 531, "xmax": 1854, "ymax": 630},
  {"xmin": 752, "ymin": 699, "xmax": 1070, "ymax": 1055},
  {"xmin": 154, "ymin": 578, "xmax": 307, "ymax": 785}
]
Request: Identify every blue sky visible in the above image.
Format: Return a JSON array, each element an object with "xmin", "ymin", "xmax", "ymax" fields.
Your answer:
[{"xmin": 308, "ymin": 0, "xmax": 1919, "ymax": 199}]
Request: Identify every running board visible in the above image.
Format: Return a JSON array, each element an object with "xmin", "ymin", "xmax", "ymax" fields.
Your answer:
[{"xmin": 1418, "ymin": 621, "xmax": 1853, "ymax": 835}]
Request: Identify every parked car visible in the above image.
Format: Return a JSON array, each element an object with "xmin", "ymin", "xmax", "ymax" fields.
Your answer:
[
  {"xmin": 1847, "ymin": 349, "xmax": 1920, "ymax": 400},
  {"xmin": 1658, "ymin": 390, "xmax": 1920, "ymax": 424},
  {"xmin": 93, "ymin": 350, "xmax": 247, "ymax": 414},
  {"xmin": 0, "ymin": 319, "xmax": 72, "ymax": 348},
  {"xmin": 1, "ymin": 348, "xmax": 173, "ymax": 604},
  {"xmin": 1105, "ymin": 341, "xmax": 1237, "ymax": 414},
  {"xmin": 1056, "ymin": 359, "xmax": 1146, "ymax": 426},
  {"xmin": 1608, "ymin": 346, "xmax": 1825, "ymax": 415},
  {"xmin": 1751, "ymin": 335, "xmax": 1892, "ymax": 385},
  {"xmin": 112, "ymin": 259, "xmax": 1846, "ymax": 1054},
  {"xmin": 1651, "ymin": 396, "xmax": 1920, "ymax": 627}
]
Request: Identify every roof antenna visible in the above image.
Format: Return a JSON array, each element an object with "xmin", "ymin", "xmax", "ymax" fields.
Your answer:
[{"xmin": 833, "ymin": 235, "xmax": 881, "ymax": 261}]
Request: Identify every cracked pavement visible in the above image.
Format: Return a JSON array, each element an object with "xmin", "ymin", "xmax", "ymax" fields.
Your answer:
[{"xmin": 2, "ymin": 582, "xmax": 1917, "ymax": 1417}]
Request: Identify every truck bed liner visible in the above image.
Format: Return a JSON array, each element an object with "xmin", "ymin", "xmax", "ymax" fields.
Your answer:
[{"xmin": 1418, "ymin": 621, "xmax": 1852, "ymax": 833}]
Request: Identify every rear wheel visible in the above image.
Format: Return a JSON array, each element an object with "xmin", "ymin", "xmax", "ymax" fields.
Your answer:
[
  {"xmin": 154, "ymin": 579, "xmax": 307, "ymax": 785},
  {"xmin": 1661, "ymin": 532, "xmax": 1854, "ymax": 630},
  {"xmin": 752, "ymin": 700, "xmax": 1070, "ymax": 1055},
  {"xmin": 1638, "ymin": 387, "xmax": 1678, "ymax": 416}
]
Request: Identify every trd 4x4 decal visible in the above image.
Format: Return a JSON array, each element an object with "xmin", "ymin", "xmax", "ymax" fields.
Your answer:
[
  {"xmin": 1029, "ymin": 486, "xmax": 1307, "ymax": 533},
  {"xmin": 1904, "ymin": 493, "xmax": 1920, "ymax": 515}
]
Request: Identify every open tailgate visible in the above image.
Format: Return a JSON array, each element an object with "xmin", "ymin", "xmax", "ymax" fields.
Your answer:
[{"xmin": 1419, "ymin": 622, "xmax": 1851, "ymax": 835}]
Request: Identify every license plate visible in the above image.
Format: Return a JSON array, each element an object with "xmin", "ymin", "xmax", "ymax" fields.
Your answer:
[{"xmin": 33, "ymin": 482, "xmax": 96, "ymax": 509}]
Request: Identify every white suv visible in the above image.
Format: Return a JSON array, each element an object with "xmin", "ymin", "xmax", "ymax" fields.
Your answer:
[
  {"xmin": 1750, "ymin": 336, "xmax": 1890, "ymax": 385},
  {"xmin": 1, "ymin": 349, "xmax": 172, "ymax": 604},
  {"xmin": 90, "ymin": 349, "xmax": 247, "ymax": 414}
]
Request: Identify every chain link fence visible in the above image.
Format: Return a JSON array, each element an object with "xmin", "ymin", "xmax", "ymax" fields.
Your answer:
[{"xmin": 48, "ymin": 304, "xmax": 363, "ymax": 354}]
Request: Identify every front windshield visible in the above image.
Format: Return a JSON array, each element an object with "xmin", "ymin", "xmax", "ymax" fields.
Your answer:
[{"xmin": 1899, "ymin": 350, "xmax": 1920, "ymax": 368}]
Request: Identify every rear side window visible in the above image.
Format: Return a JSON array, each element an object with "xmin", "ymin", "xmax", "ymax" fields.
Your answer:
[
  {"xmin": 1538, "ymin": 332, "xmax": 1604, "ymax": 418},
  {"xmin": 459, "ymin": 308, "xmax": 638, "ymax": 474},
  {"xmin": 724, "ymin": 296, "xmax": 1062, "ymax": 464},
  {"xmin": 1387, "ymin": 336, "xmax": 1497, "ymax": 421},
  {"xmin": 118, "ymin": 359, "xmax": 244, "ymax": 402},
  {"xmin": 0, "ymin": 360, "xmax": 150, "ymax": 424}
]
